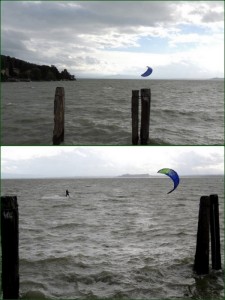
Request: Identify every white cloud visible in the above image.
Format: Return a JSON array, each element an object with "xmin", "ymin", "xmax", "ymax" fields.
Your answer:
[
  {"xmin": 175, "ymin": 2, "xmax": 224, "ymax": 26},
  {"xmin": 1, "ymin": 146, "xmax": 224, "ymax": 178},
  {"xmin": 1, "ymin": 146, "xmax": 77, "ymax": 160}
]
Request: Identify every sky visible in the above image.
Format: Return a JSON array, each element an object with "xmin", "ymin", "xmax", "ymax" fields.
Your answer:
[
  {"xmin": 1, "ymin": 146, "xmax": 224, "ymax": 178},
  {"xmin": 1, "ymin": 1, "xmax": 224, "ymax": 79}
]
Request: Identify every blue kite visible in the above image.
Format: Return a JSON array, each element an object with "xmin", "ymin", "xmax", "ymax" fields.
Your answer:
[
  {"xmin": 157, "ymin": 168, "xmax": 180, "ymax": 194},
  {"xmin": 141, "ymin": 66, "xmax": 153, "ymax": 77}
]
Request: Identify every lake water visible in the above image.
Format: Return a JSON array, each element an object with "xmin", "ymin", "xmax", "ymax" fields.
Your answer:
[
  {"xmin": 1, "ymin": 176, "xmax": 224, "ymax": 299},
  {"xmin": 1, "ymin": 79, "xmax": 224, "ymax": 145}
]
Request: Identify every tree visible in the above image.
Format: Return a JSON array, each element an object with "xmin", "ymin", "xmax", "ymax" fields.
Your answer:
[
  {"xmin": 51, "ymin": 65, "xmax": 61, "ymax": 80},
  {"xmin": 30, "ymin": 67, "xmax": 41, "ymax": 81},
  {"xmin": 46, "ymin": 70, "xmax": 56, "ymax": 81},
  {"xmin": 61, "ymin": 68, "xmax": 74, "ymax": 80},
  {"xmin": 8, "ymin": 58, "xmax": 14, "ymax": 77}
]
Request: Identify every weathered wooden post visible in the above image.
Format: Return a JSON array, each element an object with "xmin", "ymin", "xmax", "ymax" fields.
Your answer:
[
  {"xmin": 140, "ymin": 88, "xmax": 151, "ymax": 145},
  {"xmin": 209, "ymin": 194, "xmax": 221, "ymax": 270},
  {"xmin": 194, "ymin": 196, "xmax": 210, "ymax": 275},
  {"xmin": 131, "ymin": 90, "xmax": 139, "ymax": 145},
  {"xmin": 1, "ymin": 196, "xmax": 19, "ymax": 299},
  {"xmin": 53, "ymin": 87, "xmax": 65, "ymax": 145}
]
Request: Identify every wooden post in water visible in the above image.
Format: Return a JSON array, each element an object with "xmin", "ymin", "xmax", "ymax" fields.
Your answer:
[
  {"xmin": 194, "ymin": 196, "xmax": 210, "ymax": 275},
  {"xmin": 209, "ymin": 194, "xmax": 221, "ymax": 270},
  {"xmin": 131, "ymin": 90, "xmax": 139, "ymax": 145},
  {"xmin": 1, "ymin": 196, "xmax": 19, "ymax": 299},
  {"xmin": 140, "ymin": 88, "xmax": 151, "ymax": 145},
  {"xmin": 53, "ymin": 87, "xmax": 65, "ymax": 145}
]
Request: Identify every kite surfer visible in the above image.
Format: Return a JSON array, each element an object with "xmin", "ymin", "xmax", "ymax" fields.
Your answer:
[{"xmin": 66, "ymin": 189, "xmax": 70, "ymax": 197}]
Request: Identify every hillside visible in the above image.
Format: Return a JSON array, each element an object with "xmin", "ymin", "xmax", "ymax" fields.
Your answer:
[{"xmin": 1, "ymin": 55, "xmax": 76, "ymax": 82}]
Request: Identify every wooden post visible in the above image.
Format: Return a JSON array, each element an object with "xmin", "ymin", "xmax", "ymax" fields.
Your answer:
[
  {"xmin": 140, "ymin": 88, "xmax": 151, "ymax": 145},
  {"xmin": 131, "ymin": 90, "xmax": 139, "ymax": 145},
  {"xmin": 1, "ymin": 196, "xmax": 19, "ymax": 299},
  {"xmin": 194, "ymin": 196, "xmax": 210, "ymax": 275},
  {"xmin": 53, "ymin": 87, "xmax": 65, "ymax": 145},
  {"xmin": 209, "ymin": 194, "xmax": 221, "ymax": 270}
]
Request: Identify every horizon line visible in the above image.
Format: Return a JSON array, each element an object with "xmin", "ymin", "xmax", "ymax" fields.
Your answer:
[{"xmin": 2, "ymin": 174, "xmax": 223, "ymax": 180}]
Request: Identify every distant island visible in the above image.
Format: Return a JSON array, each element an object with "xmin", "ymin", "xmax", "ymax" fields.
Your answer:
[
  {"xmin": 118, "ymin": 173, "xmax": 151, "ymax": 178},
  {"xmin": 1, "ymin": 55, "xmax": 76, "ymax": 82}
]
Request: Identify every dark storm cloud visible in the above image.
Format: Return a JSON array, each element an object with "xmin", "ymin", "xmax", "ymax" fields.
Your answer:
[
  {"xmin": 1, "ymin": 29, "xmax": 30, "ymax": 57},
  {"xmin": 2, "ymin": 1, "xmax": 176, "ymax": 32},
  {"xmin": 4, "ymin": 1, "xmax": 221, "ymax": 33},
  {"xmin": 0, "ymin": 2, "xmax": 177, "ymax": 64},
  {"xmin": 1, "ymin": 1, "xmax": 178, "ymax": 53},
  {"xmin": 80, "ymin": 1, "xmax": 177, "ymax": 27},
  {"xmin": 202, "ymin": 11, "xmax": 224, "ymax": 23}
]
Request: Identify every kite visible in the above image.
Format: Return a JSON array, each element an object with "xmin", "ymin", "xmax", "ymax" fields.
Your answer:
[
  {"xmin": 141, "ymin": 66, "xmax": 153, "ymax": 77},
  {"xmin": 157, "ymin": 168, "xmax": 180, "ymax": 194}
]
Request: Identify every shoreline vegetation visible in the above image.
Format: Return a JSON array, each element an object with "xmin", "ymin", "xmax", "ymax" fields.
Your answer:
[{"xmin": 1, "ymin": 55, "xmax": 76, "ymax": 82}]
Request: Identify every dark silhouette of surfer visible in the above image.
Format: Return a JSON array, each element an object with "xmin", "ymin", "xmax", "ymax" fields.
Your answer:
[{"xmin": 66, "ymin": 189, "xmax": 70, "ymax": 197}]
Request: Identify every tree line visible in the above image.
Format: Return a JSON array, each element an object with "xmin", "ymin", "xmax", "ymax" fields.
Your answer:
[{"xmin": 1, "ymin": 55, "xmax": 76, "ymax": 81}]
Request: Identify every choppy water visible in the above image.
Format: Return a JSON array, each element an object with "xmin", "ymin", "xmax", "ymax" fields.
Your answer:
[
  {"xmin": 1, "ymin": 176, "xmax": 224, "ymax": 299},
  {"xmin": 1, "ymin": 79, "xmax": 224, "ymax": 145}
]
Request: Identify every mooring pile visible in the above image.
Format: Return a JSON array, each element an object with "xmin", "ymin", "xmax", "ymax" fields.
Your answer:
[{"xmin": 131, "ymin": 88, "xmax": 151, "ymax": 145}]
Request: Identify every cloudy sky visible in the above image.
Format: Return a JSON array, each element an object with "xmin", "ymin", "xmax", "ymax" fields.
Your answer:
[
  {"xmin": 2, "ymin": 1, "xmax": 224, "ymax": 79},
  {"xmin": 1, "ymin": 146, "xmax": 223, "ymax": 178}
]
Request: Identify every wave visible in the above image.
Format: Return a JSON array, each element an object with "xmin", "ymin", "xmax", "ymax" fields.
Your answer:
[
  {"xmin": 41, "ymin": 194, "xmax": 66, "ymax": 200},
  {"xmin": 149, "ymin": 137, "xmax": 173, "ymax": 145},
  {"xmin": 21, "ymin": 290, "xmax": 46, "ymax": 299}
]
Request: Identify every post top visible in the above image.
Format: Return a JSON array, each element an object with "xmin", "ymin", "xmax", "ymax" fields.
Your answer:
[{"xmin": 1, "ymin": 196, "xmax": 18, "ymax": 209}]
